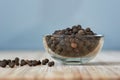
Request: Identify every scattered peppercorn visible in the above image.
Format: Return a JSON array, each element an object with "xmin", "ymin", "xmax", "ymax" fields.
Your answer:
[
  {"xmin": 20, "ymin": 59, "xmax": 27, "ymax": 66},
  {"xmin": 32, "ymin": 60, "xmax": 38, "ymax": 66},
  {"xmin": 9, "ymin": 62, "xmax": 15, "ymax": 68},
  {"xmin": 42, "ymin": 60, "xmax": 47, "ymax": 65},
  {"xmin": 48, "ymin": 61, "xmax": 55, "ymax": 67},
  {"xmin": 44, "ymin": 58, "xmax": 49, "ymax": 63},
  {"xmin": 0, "ymin": 58, "xmax": 55, "ymax": 68},
  {"xmin": 15, "ymin": 57, "xmax": 19, "ymax": 66},
  {"xmin": 27, "ymin": 60, "xmax": 33, "ymax": 66},
  {"xmin": 0, "ymin": 61, "xmax": 7, "ymax": 68},
  {"xmin": 37, "ymin": 60, "xmax": 41, "ymax": 65},
  {"xmin": 7, "ymin": 59, "xmax": 11, "ymax": 65}
]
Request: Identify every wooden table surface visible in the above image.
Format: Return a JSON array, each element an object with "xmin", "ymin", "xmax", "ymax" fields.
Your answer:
[{"xmin": 0, "ymin": 51, "xmax": 120, "ymax": 80}]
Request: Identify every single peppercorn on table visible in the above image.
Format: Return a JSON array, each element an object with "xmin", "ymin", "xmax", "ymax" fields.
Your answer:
[{"xmin": 0, "ymin": 51, "xmax": 119, "ymax": 80}]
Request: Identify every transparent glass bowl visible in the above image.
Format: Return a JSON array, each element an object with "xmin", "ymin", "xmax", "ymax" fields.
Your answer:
[{"xmin": 43, "ymin": 35, "xmax": 104, "ymax": 64}]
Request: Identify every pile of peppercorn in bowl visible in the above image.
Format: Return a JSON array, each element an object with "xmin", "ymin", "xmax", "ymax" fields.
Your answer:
[{"xmin": 43, "ymin": 25, "xmax": 104, "ymax": 64}]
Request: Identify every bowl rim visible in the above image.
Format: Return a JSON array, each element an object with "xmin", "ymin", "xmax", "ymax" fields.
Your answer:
[{"xmin": 44, "ymin": 34, "xmax": 104, "ymax": 38}]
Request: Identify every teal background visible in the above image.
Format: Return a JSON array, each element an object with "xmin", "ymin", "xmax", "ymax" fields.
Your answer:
[{"xmin": 0, "ymin": 0, "xmax": 120, "ymax": 50}]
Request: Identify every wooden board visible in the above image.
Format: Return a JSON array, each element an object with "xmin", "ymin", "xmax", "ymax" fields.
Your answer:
[{"xmin": 0, "ymin": 51, "xmax": 120, "ymax": 80}]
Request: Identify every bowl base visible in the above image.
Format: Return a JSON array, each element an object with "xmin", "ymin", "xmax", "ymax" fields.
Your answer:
[{"xmin": 51, "ymin": 56, "xmax": 93, "ymax": 65}]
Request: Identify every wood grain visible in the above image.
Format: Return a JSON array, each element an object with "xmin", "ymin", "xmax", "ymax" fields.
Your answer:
[{"xmin": 0, "ymin": 51, "xmax": 119, "ymax": 80}]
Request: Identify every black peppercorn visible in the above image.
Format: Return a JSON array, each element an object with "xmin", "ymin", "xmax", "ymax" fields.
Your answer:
[
  {"xmin": 9, "ymin": 62, "xmax": 15, "ymax": 68},
  {"xmin": 0, "ymin": 61, "xmax": 7, "ymax": 68},
  {"xmin": 27, "ymin": 60, "xmax": 33, "ymax": 66},
  {"xmin": 32, "ymin": 60, "xmax": 38, "ymax": 66},
  {"xmin": 48, "ymin": 61, "xmax": 55, "ymax": 67},
  {"xmin": 44, "ymin": 59, "xmax": 49, "ymax": 63},
  {"xmin": 20, "ymin": 59, "xmax": 27, "ymax": 66},
  {"xmin": 37, "ymin": 60, "xmax": 41, "ymax": 65},
  {"xmin": 42, "ymin": 60, "xmax": 47, "ymax": 65}
]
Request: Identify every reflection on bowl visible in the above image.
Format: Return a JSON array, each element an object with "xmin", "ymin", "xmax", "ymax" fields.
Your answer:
[{"xmin": 43, "ymin": 35, "xmax": 104, "ymax": 64}]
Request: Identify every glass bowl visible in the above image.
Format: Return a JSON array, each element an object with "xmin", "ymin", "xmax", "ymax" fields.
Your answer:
[{"xmin": 43, "ymin": 34, "xmax": 104, "ymax": 64}]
